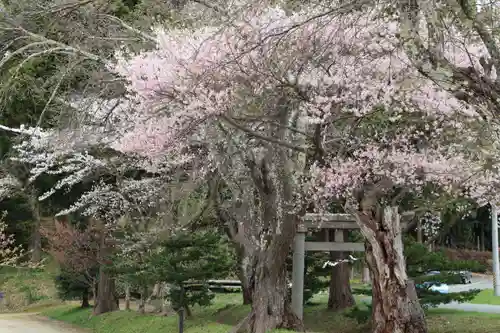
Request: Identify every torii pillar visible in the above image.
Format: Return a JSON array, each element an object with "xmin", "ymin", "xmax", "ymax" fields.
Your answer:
[{"xmin": 291, "ymin": 225, "xmax": 306, "ymax": 319}]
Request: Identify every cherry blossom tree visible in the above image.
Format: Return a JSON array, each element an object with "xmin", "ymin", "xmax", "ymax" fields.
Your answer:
[
  {"xmin": 105, "ymin": 5, "xmax": 334, "ymax": 329},
  {"xmin": 41, "ymin": 218, "xmax": 100, "ymax": 306},
  {"xmin": 396, "ymin": 0, "xmax": 500, "ymax": 121},
  {"xmin": 0, "ymin": 215, "xmax": 24, "ymax": 267},
  {"xmin": 100, "ymin": 2, "xmax": 500, "ymax": 333},
  {"xmin": 4, "ymin": 1, "xmax": 500, "ymax": 332},
  {"xmin": 4, "ymin": 98, "xmax": 217, "ymax": 313}
]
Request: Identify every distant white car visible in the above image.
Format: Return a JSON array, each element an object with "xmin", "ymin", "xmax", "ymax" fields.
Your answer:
[
  {"xmin": 428, "ymin": 283, "xmax": 449, "ymax": 294},
  {"xmin": 416, "ymin": 281, "xmax": 449, "ymax": 294}
]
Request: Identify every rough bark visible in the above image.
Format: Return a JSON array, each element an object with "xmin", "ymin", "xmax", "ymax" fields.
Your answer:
[
  {"xmin": 93, "ymin": 264, "xmax": 119, "ymax": 315},
  {"xmin": 239, "ymin": 250, "xmax": 255, "ymax": 305},
  {"xmin": 93, "ymin": 226, "xmax": 118, "ymax": 315},
  {"xmin": 225, "ymin": 234, "xmax": 255, "ymax": 305},
  {"xmin": 233, "ymin": 240, "xmax": 253, "ymax": 305},
  {"xmin": 248, "ymin": 248, "xmax": 303, "ymax": 333},
  {"xmin": 327, "ymin": 251, "xmax": 355, "ymax": 311},
  {"xmin": 241, "ymin": 279, "xmax": 253, "ymax": 305},
  {"xmin": 81, "ymin": 290, "xmax": 90, "ymax": 308},
  {"xmin": 228, "ymin": 97, "xmax": 304, "ymax": 333},
  {"xmin": 358, "ymin": 206, "xmax": 427, "ymax": 333}
]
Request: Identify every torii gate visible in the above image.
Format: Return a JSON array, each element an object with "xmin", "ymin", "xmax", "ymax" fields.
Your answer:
[
  {"xmin": 290, "ymin": 213, "xmax": 364, "ymax": 319},
  {"xmin": 291, "ymin": 212, "xmax": 411, "ymax": 319}
]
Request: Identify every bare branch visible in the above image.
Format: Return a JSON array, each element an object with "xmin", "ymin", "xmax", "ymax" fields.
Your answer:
[
  {"xmin": 221, "ymin": 115, "xmax": 309, "ymax": 154},
  {"xmin": 97, "ymin": 14, "xmax": 156, "ymax": 44}
]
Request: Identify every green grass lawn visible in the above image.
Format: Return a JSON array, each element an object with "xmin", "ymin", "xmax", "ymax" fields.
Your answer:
[
  {"xmin": 0, "ymin": 259, "xmax": 61, "ymax": 313},
  {"xmin": 41, "ymin": 293, "xmax": 500, "ymax": 333},
  {"xmin": 470, "ymin": 289, "xmax": 500, "ymax": 305}
]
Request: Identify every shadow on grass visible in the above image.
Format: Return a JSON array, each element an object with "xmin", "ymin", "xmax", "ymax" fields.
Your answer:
[
  {"xmin": 211, "ymin": 302, "xmax": 366, "ymax": 333},
  {"xmin": 58, "ymin": 307, "xmax": 88, "ymax": 315}
]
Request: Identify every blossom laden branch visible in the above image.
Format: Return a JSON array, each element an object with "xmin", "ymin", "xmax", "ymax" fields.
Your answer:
[{"xmin": 0, "ymin": 214, "xmax": 40, "ymax": 268}]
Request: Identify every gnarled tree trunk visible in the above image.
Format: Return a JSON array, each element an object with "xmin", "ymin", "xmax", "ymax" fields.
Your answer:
[
  {"xmin": 239, "ymin": 248, "xmax": 256, "ymax": 305},
  {"xmin": 242, "ymin": 281, "xmax": 253, "ymax": 305},
  {"xmin": 358, "ymin": 206, "xmax": 427, "ymax": 333},
  {"xmin": 224, "ymin": 97, "xmax": 305, "ymax": 333},
  {"xmin": 94, "ymin": 225, "xmax": 118, "ymax": 315},
  {"xmin": 232, "ymin": 240, "xmax": 254, "ymax": 305},
  {"xmin": 327, "ymin": 251, "xmax": 355, "ymax": 311},
  {"xmin": 94, "ymin": 264, "xmax": 119, "ymax": 315},
  {"xmin": 248, "ymin": 245, "xmax": 302, "ymax": 333}
]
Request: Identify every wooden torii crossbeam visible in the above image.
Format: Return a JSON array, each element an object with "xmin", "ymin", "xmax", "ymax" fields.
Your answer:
[
  {"xmin": 290, "ymin": 213, "xmax": 362, "ymax": 319},
  {"xmin": 291, "ymin": 212, "xmax": 411, "ymax": 319}
]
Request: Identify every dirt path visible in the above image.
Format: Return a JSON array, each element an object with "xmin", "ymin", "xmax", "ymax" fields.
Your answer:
[{"xmin": 0, "ymin": 314, "xmax": 86, "ymax": 333}]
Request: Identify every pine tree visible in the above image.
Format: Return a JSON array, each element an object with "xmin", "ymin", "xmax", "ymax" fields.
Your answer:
[
  {"xmin": 54, "ymin": 267, "xmax": 98, "ymax": 308},
  {"xmin": 147, "ymin": 230, "xmax": 235, "ymax": 317},
  {"xmin": 405, "ymin": 238, "xmax": 483, "ymax": 308}
]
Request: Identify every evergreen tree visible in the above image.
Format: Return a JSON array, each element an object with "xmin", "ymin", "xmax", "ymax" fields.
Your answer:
[
  {"xmin": 405, "ymin": 238, "xmax": 483, "ymax": 308},
  {"xmin": 54, "ymin": 266, "xmax": 98, "ymax": 308},
  {"xmin": 147, "ymin": 230, "xmax": 235, "ymax": 317}
]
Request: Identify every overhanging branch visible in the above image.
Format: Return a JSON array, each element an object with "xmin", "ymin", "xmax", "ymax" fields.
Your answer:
[{"xmin": 220, "ymin": 115, "xmax": 309, "ymax": 154}]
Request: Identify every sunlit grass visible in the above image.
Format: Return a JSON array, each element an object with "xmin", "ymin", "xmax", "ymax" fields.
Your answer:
[{"xmin": 469, "ymin": 289, "xmax": 500, "ymax": 305}]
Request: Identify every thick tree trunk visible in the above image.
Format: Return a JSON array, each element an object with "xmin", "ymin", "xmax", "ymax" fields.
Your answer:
[
  {"xmin": 81, "ymin": 290, "xmax": 90, "ymax": 308},
  {"xmin": 248, "ymin": 250, "xmax": 302, "ymax": 333},
  {"xmin": 225, "ymin": 226, "xmax": 254, "ymax": 306},
  {"xmin": 238, "ymin": 252, "xmax": 255, "ymax": 305},
  {"xmin": 327, "ymin": 229, "xmax": 355, "ymax": 311},
  {"xmin": 242, "ymin": 281, "xmax": 253, "ymax": 305},
  {"xmin": 359, "ymin": 206, "xmax": 427, "ymax": 333},
  {"xmin": 94, "ymin": 264, "xmax": 119, "ymax": 315},
  {"xmin": 93, "ymin": 222, "xmax": 118, "ymax": 315},
  {"xmin": 327, "ymin": 251, "xmax": 355, "ymax": 311},
  {"xmin": 234, "ymin": 102, "xmax": 302, "ymax": 333}
]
